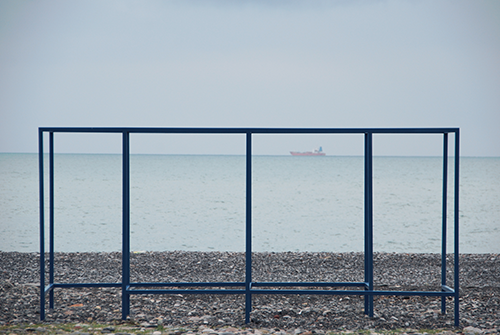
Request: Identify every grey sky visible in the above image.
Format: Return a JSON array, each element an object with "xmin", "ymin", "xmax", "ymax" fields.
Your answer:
[{"xmin": 1, "ymin": 0, "xmax": 499, "ymax": 156}]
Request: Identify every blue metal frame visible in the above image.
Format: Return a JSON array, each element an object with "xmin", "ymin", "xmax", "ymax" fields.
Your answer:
[{"xmin": 38, "ymin": 127, "xmax": 460, "ymax": 326}]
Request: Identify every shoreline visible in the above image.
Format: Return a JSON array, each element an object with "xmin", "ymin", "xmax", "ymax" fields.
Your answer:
[{"xmin": 1, "ymin": 251, "xmax": 499, "ymax": 333}]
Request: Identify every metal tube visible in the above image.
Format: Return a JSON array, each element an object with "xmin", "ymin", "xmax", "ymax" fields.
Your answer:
[
  {"xmin": 441, "ymin": 285, "xmax": 454, "ymax": 293},
  {"xmin": 252, "ymin": 282, "xmax": 367, "ymax": 288},
  {"xmin": 44, "ymin": 284, "xmax": 54, "ymax": 293},
  {"xmin": 441, "ymin": 133, "xmax": 448, "ymax": 314},
  {"xmin": 364, "ymin": 133, "xmax": 369, "ymax": 315},
  {"xmin": 454, "ymin": 130, "xmax": 460, "ymax": 327},
  {"xmin": 126, "ymin": 281, "xmax": 367, "ymax": 288},
  {"xmin": 125, "ymin": 288, "xmax": 455, "ymax": 297},
  {"xmin": 130, "ymin": 289, "xmax": 246, "ymax": 295},
  {"xmin": 245, "ymin": 132, "xmax": 252, "ymax": 324},
  {"xmin": 122, "ymin": 131, "xmax": 131, "ymax": 320},
  {"xmin": 368, "ymin": 132, "xmax": 374, "ymax": 317},
  {"xmin": 364, "ymin": 132, "xmax": 374, "ymax": 317},
  {"xmin": 130, "ymin": 282, "xmax": 246, "ymax": 288},
  {"xmin": 250, "ymin": 289, "xmax": 456, "ymax": 297},
  {"xmin": 53, "ymin": 283, "xmax": 122, "ymax": 288},
  {"xmin": 38, "ymin": 126, "xmax": 459, "ymax": 135},
  {"xmin": 38, "ymin": 129, "xmax": 45, "ymax": 321},
  {"xmin": 49, "ymin": 132, "xmax": 55, "ymax": 309}
]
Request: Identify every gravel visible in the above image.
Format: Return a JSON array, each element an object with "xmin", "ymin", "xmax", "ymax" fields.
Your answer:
[{"xmin": 1, "ymin": 251, "xmax": 499, "ymax": 332}]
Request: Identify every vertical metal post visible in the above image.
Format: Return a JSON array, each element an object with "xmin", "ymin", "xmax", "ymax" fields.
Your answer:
[
  {"xmin": 245, "ymin": 132, "xmax": 252, "ymax": 324},
  {"xmin": 364, "ymin": 133, "xmax": 369, "ymax": 314},
  {"xmin": 122, "ymin": 131, "xmax": 131, "ymax": 320},
  {"xmin": 39, "ymin": 129, "xmax": 45, "ymax": 321},
  {"xmin": 441, "ymin": 133, "xmax": 448, "ymax": 314},
  {"xmin": 454, "ymin": 130, "xmax": 460, "ymax": 327},
  {"xmin": 49, "ymin": 132, "xmax": 55, "ymax": 309},
  {"xmin": 364, "ymin": 132, "xmax": 374, "ymax": 317}
]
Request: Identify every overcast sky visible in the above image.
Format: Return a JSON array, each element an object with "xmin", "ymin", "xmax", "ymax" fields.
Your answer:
[{"xmin": 1, "ymin": 0, "xmax": 499, "ymax": 156}]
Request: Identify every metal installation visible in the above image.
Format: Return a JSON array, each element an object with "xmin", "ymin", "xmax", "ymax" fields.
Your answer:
[{"xmin": 38, "ymin": 127, "xmax": 461, "ymax": 326}]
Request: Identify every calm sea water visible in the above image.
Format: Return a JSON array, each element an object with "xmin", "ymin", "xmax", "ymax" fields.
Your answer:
[{"xmin": 0, "ymin": 153, "xmax": 499, "ymax": 253}]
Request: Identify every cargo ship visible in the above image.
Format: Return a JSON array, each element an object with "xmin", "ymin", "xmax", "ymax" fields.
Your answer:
[{"xmin": 290, "ymin": 147, "xmax": 326, "ymax": 156}]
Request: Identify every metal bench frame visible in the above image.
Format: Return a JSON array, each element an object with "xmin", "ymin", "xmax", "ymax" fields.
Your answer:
[{"xmin": 39, "ymin": 127, "xmax": 460, "ymax": 326}]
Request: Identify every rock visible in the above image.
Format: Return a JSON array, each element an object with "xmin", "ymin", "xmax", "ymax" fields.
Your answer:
[
  {"xmin": 464, "ymin": 326, "xmax": 483, "ymax": 334},
  {"xmin": 69, "ymin": 304, "xmax": 84, "ymax": 308}
]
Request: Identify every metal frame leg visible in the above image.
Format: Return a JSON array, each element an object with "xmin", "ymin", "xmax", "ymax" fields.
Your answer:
[
  {"xmin": 122, "ymin": 131, "xmax": 131, "ymax": 320},
  {"xmin": 39, "ymin": 130, "xmax": 46, "ymax": 321},
  {"xmin": 441, "ymin": 133, "xmax": 448, "ymax": 314},
  {"xmin": 364, "ymin": 132, "xmax": 374, "ymax": 317},
  {"xmin": 245, "ymin": 132, "xmax": 252, "ymax": 323}
]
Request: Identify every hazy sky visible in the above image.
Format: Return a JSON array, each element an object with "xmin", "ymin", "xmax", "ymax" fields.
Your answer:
[{"xmin": 1, "ymin": 0, "xmax": 499, "ymax": 156}]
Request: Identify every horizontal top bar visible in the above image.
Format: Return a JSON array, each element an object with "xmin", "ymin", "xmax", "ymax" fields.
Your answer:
[{"xmin": 39, "ymin": 127, "xmax": 459, "ymax": 134}]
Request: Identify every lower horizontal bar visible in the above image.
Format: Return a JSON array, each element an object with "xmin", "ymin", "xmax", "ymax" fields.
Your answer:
[
  {"xmin": 252, "ymin": 282, "xmax": 368, "ymax": 288},
  {"xmin": 251, "ymin": 289, "xmax": 456, "ymax": 297},
  {"xmin": 128, "ymin": 289, "xmax": 245, "ymax": 295},
  {"xmin": 129, "ymin": 281, "xmax": 367, "ymax": 288},
  {"xmin": 365, "ymin": 290, "xmax": 456, "ymax": 297},
  {"xmin": 129, "ymin": 282, "xmax": 245, "ymax": 288},
  {"xmin": 45, "ymin": 282, "xmax": 456, "ymax": 297},
  {"xmin": 53, "ymin": 283, "xmax": 122, "ymax": 288}
]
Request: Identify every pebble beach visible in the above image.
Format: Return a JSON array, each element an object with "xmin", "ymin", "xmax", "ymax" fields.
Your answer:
[{"xmin": 1, "ymin": 252, "xmax": 499, "ymax": 334}]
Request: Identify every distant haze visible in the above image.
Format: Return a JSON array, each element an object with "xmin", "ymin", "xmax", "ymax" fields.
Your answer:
[{"xmin": 1, "ymin": 1, "xmax": 499, "ymax": 156}]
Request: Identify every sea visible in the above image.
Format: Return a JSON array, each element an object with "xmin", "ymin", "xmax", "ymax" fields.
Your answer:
[{"xmin": 0, "ymin": 153, "xmax": 499, "ymax": 254}]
